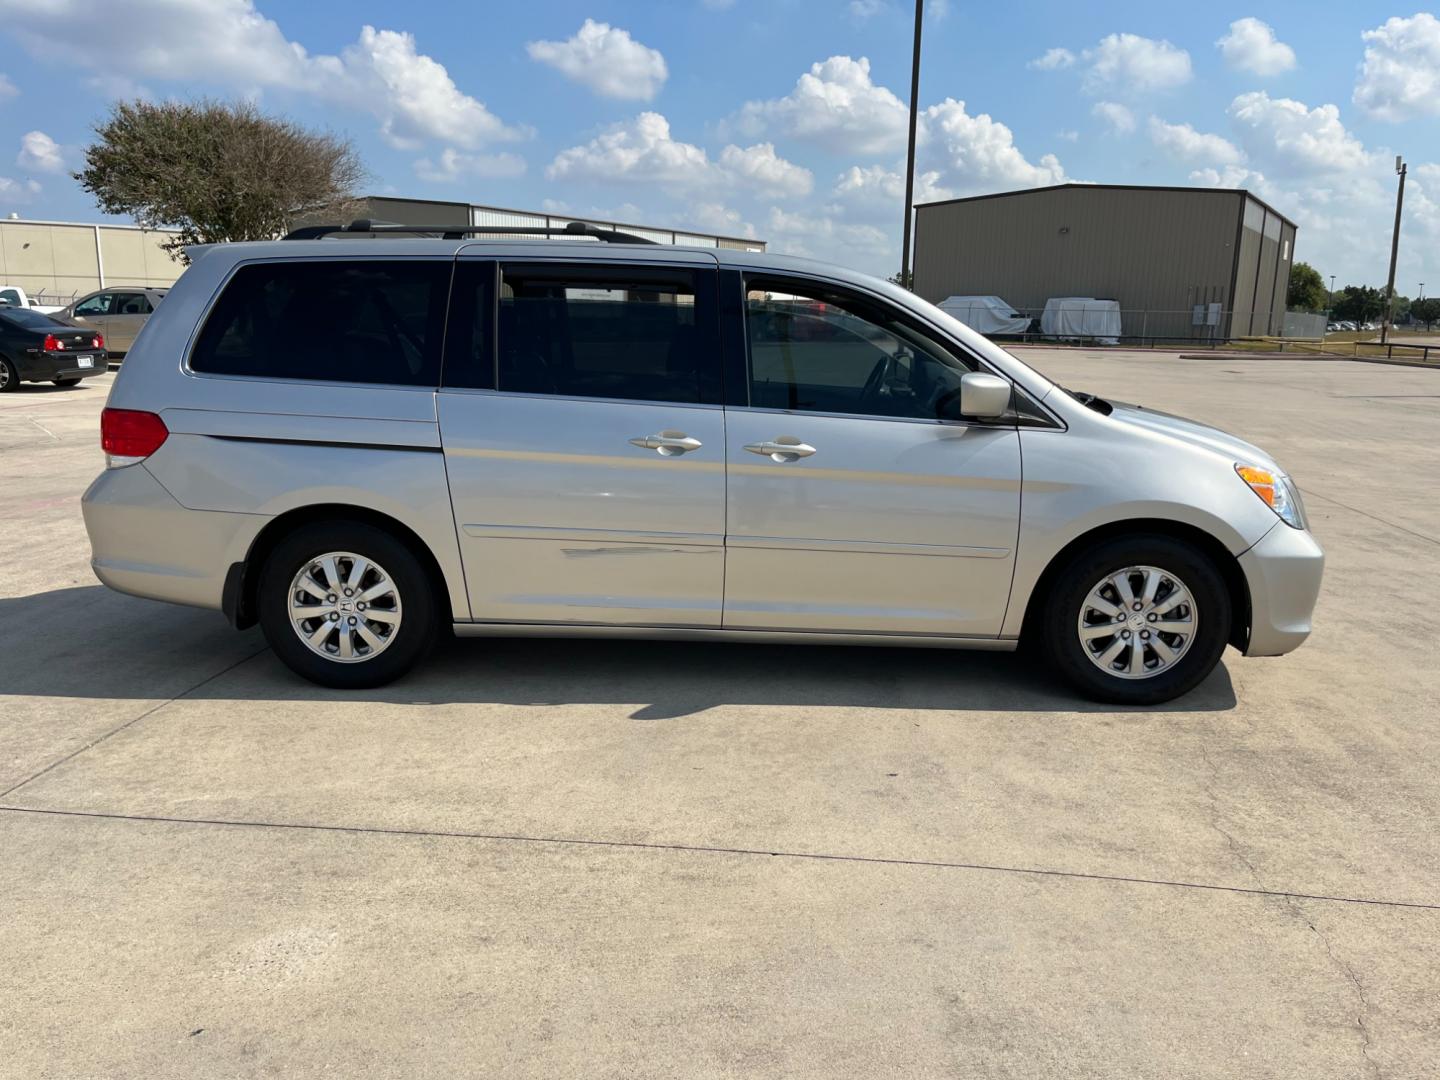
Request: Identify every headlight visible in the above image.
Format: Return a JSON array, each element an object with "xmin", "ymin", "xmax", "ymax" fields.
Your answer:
[{"xmin": 1235, "ymin": 463, "xmax": 1305, "ymax": 529}]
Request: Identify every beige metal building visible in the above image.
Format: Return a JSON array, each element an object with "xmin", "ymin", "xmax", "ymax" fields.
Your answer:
[
  {"xmin": 912, "ymin": 184, "xmax": 1298, "ymax": 340},
  {"xmin": 341, "ymin": 196, "xmax": 766, "ymax": 251},
  {"xmin": 0, "ymin": 217, "xmax": 182, "ymax": 305}
]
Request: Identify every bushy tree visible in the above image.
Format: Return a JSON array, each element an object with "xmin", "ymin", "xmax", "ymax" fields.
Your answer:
[
  {"xmin": 1331, "ymin": 285, "xmax": 1385, "ymax": 324},
  {"xmin": 77, "ymin": 99, "xmax": 364, "ymax": 263},
  {"xmin": 1411, "ymin": 297, "xmax": 1440, "ymax": 329},
  {"xmin": 1286, "ymin": 261, "xmax": 1327, "ymax": 312}
]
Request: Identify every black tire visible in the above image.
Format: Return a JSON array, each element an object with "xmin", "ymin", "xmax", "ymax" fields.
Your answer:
[
  {"xmin": 257, "ymin": 521, "xmax": 438, "ymax": 689},
  {"xmin": 1040, "ymin": 534, "xmax": 1231, "ymax": 706},
  {"xmin": 52, "ymin": 376, "xmax": 82, "ymax": 387},
  {"xmin": 0, "ymin": 357, "xmax": 18, "ymax": 393}
]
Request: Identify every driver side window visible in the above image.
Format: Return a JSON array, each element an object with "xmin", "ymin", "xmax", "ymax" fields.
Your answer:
[{"xmin": 743, "ymin": 277, "xmax": 972, "ymax": 420}]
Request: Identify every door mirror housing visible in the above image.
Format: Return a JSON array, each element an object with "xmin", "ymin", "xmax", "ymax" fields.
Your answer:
[{"xmin": 958, "ymin": 372, "xmax": 1011, "ymax": 420}]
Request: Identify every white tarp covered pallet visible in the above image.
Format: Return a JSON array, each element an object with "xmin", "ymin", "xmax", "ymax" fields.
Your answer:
[
  {"xmin": 1040, "ymin": 298, "xmax": 1122, "ymax": 345},
  {"xmin": 937, "ymin": 295, "xmax": 1031, "ymax": 336}
]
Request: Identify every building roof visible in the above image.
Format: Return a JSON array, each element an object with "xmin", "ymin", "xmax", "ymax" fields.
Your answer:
[{"xmin": 915, "ymin": 182, "xmax": 1297, "ymax": 230}]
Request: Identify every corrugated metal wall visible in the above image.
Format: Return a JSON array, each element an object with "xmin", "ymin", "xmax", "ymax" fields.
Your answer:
[{"xmin": 912, "ymin": 187, "xmax": 1249, "ymax": 340}]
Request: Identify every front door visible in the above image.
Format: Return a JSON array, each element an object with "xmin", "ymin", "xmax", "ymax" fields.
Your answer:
[
  {"xmin": 722, "ymin": 274, "xmax": 1022, "ymax": 637},
  {"xmin": 69, "ymin": 291, "xmax": 114, "ymax": 345},
  {"xmin": 438, "ymin": 258, "xmax": 728, "ymax": 627},
  {"xmin": 106, "ymin": 291, "xmax": 153, "ymax": 352}
]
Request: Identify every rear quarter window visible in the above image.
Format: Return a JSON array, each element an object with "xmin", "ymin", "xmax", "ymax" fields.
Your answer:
[{"xmin": 189, "ymin": 260, "xmax": 449, "ymax": 386}]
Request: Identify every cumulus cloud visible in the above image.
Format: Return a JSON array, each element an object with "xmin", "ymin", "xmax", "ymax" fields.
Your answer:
[
  {"xmin": 730, "ymin": 55, "xmax": 910, "ymax": 156},
  {"xmin": 923, "ymin": 98, "xmax": 1066, "ymax": 190},
  {"xmin": 1216, "ymin": 18, "xmax": 1296, "ymax": 76},
  {"xmin": 1354, "ymin": 13, "xmax": 1440, "ymax": 120},
  {"xmin": 1148, "ymin": 118, "xmax": 1244, "ymax": 165},
  {"xmin": 1082, "ymin": 33, "xmax": 1192, "ymax": 93},
  {"xmin": 17, "ymin": 130, "xmax": 63, "ymax": 173},
  {"xmin": 0, "ymin": 1, "xmax": 526, "ymax": 152},
  {"xmin": 832, "ymin": 163, "xmax": 952, "ymax": 210},
  {"xmin": 546, "ymin": 112, "xmax": 811, "ymax": 197},
  {"xmin": 0, "ymin": 175, "xmax": 42, "ymax": 201},
  {"xmin": 1028, "ymin": 48, "xmax": 1076, "ymax": 70},
  {"xmin": 0, "ymin": 74, "xmax": 16, "ymax": 99},
  {"xmin": 1228, "ymin": 91, "xmax": 1370, "ymax": 176},
  {"xmin": 763, "ymin": 205, "xmax": 892, "ymax": 263},
  {"xmin": 717, "ymin": 142, "xmax": 814, "ymax": 197},
  {"xmin": 412, "ymin": 148, "xmax": 526, "ymax": 183},
  {"xmin": 527, "ymin": 19, "xmax": 667, "ymax": 102},
  {"xmin": 1091, "ymin": 101, "xmax": 1136, "ymax": 135}
]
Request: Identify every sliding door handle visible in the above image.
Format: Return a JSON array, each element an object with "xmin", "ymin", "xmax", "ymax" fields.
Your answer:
[
  {"xmin": 744, "ymin": 438, "xmax": 817, "ymax": 462},
  {"xmin": 629, "ymin": 431, "xmax": 702, "ymax": 456}
]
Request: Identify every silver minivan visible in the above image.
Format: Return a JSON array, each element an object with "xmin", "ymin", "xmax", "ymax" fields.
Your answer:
[{"xmin": 82, "ymin": 225, "xmax": 1323, "ymax": 704}]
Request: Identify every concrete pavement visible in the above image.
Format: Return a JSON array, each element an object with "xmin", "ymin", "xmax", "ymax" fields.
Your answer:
[{"xmin": 3, "ymin": 354, "xmax": 1438, "ymax": 1078}]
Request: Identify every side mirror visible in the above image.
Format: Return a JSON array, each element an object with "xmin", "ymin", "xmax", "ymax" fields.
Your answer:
[{"xmin": 958, "ymin": 372, "xmax": 1012, "ymax": 420}]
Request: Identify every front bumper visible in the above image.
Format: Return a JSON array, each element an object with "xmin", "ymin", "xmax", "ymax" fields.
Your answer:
[
  {"xmin": 82, "ymin": 463, "xmax": 268, "ymax": 612},
  {"xmin": 1238, "ymin": 522, "xmax": 1325, "ymax": 656}
]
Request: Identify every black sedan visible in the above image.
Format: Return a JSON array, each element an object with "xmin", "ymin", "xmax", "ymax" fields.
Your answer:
[{"xmin": 0, "ymin": 307, "xmax": 107, "ymax": 392}]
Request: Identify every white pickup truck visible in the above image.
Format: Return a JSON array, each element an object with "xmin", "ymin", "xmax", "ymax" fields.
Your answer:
[{"xmin": 0, "ymin": 284, "xmax": 65, "ymax": 314}]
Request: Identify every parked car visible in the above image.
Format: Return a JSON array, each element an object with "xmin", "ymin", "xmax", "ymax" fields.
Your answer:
[
  {"xmin": 82, "ymin": 227, "xmax": 1324, "ymax": 704},
  {"xmin": 0, "ymin": 283, "xmax": 65, "ymax": 313},
  {"xmin": 58, "ymin": 286, "xmax": 168, "ymax": 356},
  {"xmin": 0, "ymin": 306, "xmax": 106, "ymax": 391}
]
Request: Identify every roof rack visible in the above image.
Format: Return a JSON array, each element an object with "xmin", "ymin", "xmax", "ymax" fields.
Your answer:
[{"xmin": 282, "ymin": 218, "xmax": 657, "ymax": 244}]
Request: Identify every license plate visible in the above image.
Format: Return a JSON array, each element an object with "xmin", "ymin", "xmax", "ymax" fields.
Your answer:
[{"xmin": 76, "ymin": 356, "xmax": 94, "ymax": 368}]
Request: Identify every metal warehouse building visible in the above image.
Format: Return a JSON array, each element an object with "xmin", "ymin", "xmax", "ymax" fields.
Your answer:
[
  {"xmin": 0, "ymin": 217, "xmax": 182, "ymax": 305},
  {"xmin": 912, "ymin": 184, "xmax": 1298, "ymax": 341}
]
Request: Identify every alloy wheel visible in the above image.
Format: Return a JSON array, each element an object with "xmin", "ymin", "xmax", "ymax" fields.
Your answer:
[
  {"xmin": 287, "ymin": 551, "xmax": 403, "ymax": 663},
  {"xmin": 1076, "ymin": 565, "xmax": 1197, "ymax": 680}
]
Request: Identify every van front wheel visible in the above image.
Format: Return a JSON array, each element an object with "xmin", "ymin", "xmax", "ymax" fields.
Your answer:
[{"xmin": 257, "ymin": 522, "xmax": 437, "ymax": 688}]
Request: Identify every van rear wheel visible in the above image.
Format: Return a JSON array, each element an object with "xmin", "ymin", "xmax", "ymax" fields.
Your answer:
[
  {"xmin": 257, "ymin": 522, "xmax": 437, "ymax": 689},
  {"xmin": 1040, "ymin": 535, "xmax": 1230, "ymax": 705}
]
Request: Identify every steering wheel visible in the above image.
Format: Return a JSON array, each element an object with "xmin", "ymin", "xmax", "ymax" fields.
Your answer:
[{"xmin": 857, "ymin": 353, "xmax": 892, "ymax": 409}]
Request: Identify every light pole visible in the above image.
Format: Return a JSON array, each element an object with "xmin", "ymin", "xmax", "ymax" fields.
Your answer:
[
  {"xmin": 1381, "ymin": 156, "xmax": 1406, "ymax": 344},
  {"xmin": 898, "ymin": 0, "xmax": 923, "ymax": 289}
]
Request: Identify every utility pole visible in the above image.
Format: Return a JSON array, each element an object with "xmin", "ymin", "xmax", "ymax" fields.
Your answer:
[
  {"xmin": 1381, "ymin": 156, "xmax": 1406, "ymax": 344},
  {"xmin": 898, "ymin": 0, "xmax": 924, "ymax": 289}
]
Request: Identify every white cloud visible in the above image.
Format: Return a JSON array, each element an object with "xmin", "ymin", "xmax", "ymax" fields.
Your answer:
[
  {"xmin": 0, "ymin": 74, "xmax": 16, "ymax": 99},
  {"xmin": 687, "ymin": 202, "xmax": 758, "ymax": 238},
  {"xmin": 526, "ymin": 19, "xmax": 667, "ymax": 102},
  {"xmin": 1216, "ymin": 18, "xmax": 1296, "ymax": 76},
  {"xmin": 1228, "ymin": 91, "xmax": 1370, "ymax": 176},
  {"xmin": 832, "ymin": 163, "xmax": 952, "ymax": 211},
  {"xmin": 717, "ymin": 142, "xmax": 814, "ymax": 197},
  {"xmin": 849, "ymin": 0, "xmax": 884, "ymax": 19},
  {"xmin": 1028, "ymin": 48, "xmax": 1076, "ymax": 71},
  {"xmin": 927, "ymin": 0, "xmax": 950, "ymax": 20},
  {"xmin": 731, "ymin": 55, "xmax": 910, "ymax": 155},
  {"xmin": 764, "ymin": 205, "xmax": 892, "ymax": 266},
  {"xmin": 412, "ymin": 148, "xmax": 526, "ymax": 183},
  {"xmin": 0, "ymin": 175, "xmax": 41, "ymax": 201},
  {"xmin": 1189, "ymin": 165, "xmax": 1256, "ymax": 189},
  {"xmin": 923, "ymin": 98, "xmax": 1067, "ymax": 191},
  {"xmin": 0, "ymin": 1, "xmax": 526, "ymax": 151},
  {"xmin": 17, "ymin": 130, "xmax": 63, "ymax": 173},
  {"xmin": 546, "ymin": 112, "xmax": 811, "ymax": 198},
  {"xmin": 1148, "ymin": 118, "xmax": 1244, "ymax": 165},
  {"xmin": 1083, "ymin": 33, "xmax": 1192, "ymax": 93},
  {"xmin": 1354, "ymin": 13, "xmax": 1440, "ymax": 120},
  {"xmin": 1091, "ymin": 101, "xmax": 1136, "ymax": 135}
]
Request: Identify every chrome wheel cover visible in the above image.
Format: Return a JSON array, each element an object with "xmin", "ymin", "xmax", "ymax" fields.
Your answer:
[
  {"xmin": 287, "ymin": 551, "xmax": 402, "ymax": 664},
  {"xmin": 1077, "ymin": 565, "xmax": 1197, "ymax": 680},
  {"xmin": 0, "ymin": 361, "xmax": 10, "ymax": 390}
]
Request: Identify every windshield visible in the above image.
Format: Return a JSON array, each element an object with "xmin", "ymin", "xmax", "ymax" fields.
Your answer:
[{"xmin": 0, "ymin": 308, "xmax": 67, "ymax": 330}]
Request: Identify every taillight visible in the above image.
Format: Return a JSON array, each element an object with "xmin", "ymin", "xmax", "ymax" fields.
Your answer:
[
  {"xmin": 43, "ymin": 333, "xmax": 65, "ymax": 351},
  {"xmin": 93, "ymin": 334, "xmax": 105, "ymax": 350},
  {"xmin": 101, "ymin": 408, "xmax": 168, "ymax": 466}
]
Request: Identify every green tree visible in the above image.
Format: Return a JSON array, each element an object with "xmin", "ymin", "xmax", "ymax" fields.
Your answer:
[
  {"xmin": 1331, "ymin": 285, "xmax": 1385, "ymax": 324},
  {"xmin": 887, "ymin": 269, "xmax": 913, "ymax": 290},
  {"xmin": 1286, "ymin": 261, "xmax": 1327, "ymax": 312},
  {"xmin": 1411, "ymin": 298, "xmax": 1440, "ymax": 329},
  {"xmin": 77, "ymin": 99, "xmax": 364, "ymax": 263}
]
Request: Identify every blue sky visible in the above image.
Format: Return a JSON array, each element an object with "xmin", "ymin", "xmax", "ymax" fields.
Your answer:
[{"xmin": 0, "ymin": 1, "xmax": 1436, "ymax": 293}]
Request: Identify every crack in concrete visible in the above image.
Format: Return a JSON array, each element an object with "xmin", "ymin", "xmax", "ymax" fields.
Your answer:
[{"xmin": 1197, "ymin": 735, "xmax": 1383, "ymax": 1078}]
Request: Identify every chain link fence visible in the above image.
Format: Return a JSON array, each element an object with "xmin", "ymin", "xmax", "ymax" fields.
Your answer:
[{"xmin": 935, "ymin": 300, "xmax": 1320, "ymax": 348}]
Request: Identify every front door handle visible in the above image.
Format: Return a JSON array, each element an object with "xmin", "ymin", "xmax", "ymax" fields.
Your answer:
[
  {"xmin": 744, "ymin": 438, "xmax": 817, "ymax": 462},
  {"xmin": 629, "ymin": 430, "xmax": 702, "ymax": 456}
]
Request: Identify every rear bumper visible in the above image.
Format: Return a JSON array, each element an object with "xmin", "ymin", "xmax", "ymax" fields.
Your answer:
[
  {"xmin": 82, "ymin": 463, "xmax": 267, "ymax": 612},
  {"xmin": 1239, "ymin": 523, "xmax": 1325, "ymax": 656},
  {"xmin": 16, "ymin": 350, "xmax": 104, "ymax": 381}
]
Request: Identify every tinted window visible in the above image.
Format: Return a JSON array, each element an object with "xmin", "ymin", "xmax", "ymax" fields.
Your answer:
[
  {"xmin": 441, "ymin": 260, "xmax": 495, "ymax": 390},
  {"xmin": 191, "ymin": 261, "xmax": 448, "ymax": 385},
  {"xmin": 0, "ymin": 289, "xmax": 21, "ymax": 305},
  {"xmin": 744, "ymin": 277, "xmax": 973, "ymax": 419},
  {"xmin": 73, "ymin": 293, "xmax": 112, "ymax": 316},
  {"xmin": 496, "ymin": 265, "xmax": 715, "ymax": 404},
  {"xmin": 0, "ymin": 308, "xmax": 67, "ymax": 330},
  {"xmin": 115, "ymin": 292, "xmax": 152, "ymax": 315}
]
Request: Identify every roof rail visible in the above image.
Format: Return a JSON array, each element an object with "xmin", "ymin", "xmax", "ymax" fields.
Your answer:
[{"xmin": 282, "ymin": 219, "xmax": 657, "ymax": 244}]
